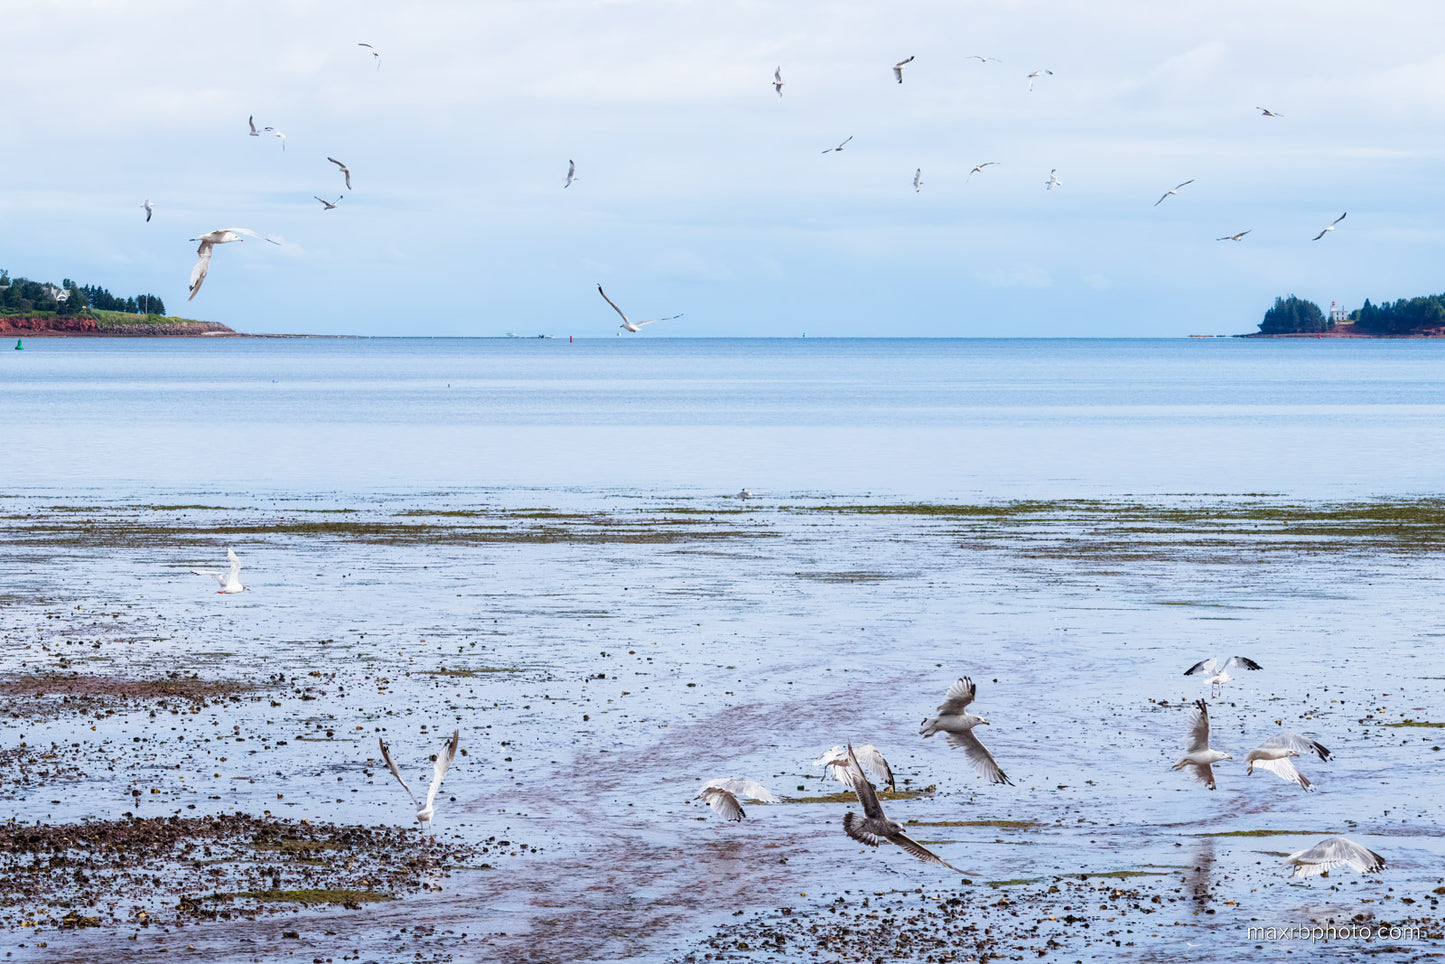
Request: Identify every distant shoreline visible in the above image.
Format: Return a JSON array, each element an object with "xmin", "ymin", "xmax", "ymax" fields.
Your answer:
[{"xmin": 1243, "ymin": 320, "xmax": 1445, "ymax": 339}]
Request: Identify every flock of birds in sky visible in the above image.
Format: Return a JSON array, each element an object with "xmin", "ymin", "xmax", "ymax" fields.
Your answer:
[
  {"xmin": 129, "ymin": 45, "xmax": 1354, "ymax": 331},
  {"xmin": 187, "ymin": 546, "xmax": 1386, "ymax": 881}
]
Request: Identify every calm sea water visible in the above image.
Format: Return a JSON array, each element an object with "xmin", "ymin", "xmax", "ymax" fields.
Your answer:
[{"xmin": 5, "ymin": 336, "xmax": 1445, "ymax": 499}]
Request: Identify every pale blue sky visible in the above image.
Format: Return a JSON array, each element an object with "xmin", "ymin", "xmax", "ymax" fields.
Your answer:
[{"xmin": 4, "ymin": 0, "xmax": 1445, "ymax": 336}]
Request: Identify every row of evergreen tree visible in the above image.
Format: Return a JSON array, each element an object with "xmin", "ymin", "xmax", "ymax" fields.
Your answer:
[
  {"xmin": 1259, "ymin": 292, "xmax": 1445, "ymax": 334},
  {"xmin": 0, "ymin": 269, "xmax": 165, "ymax": 318}
]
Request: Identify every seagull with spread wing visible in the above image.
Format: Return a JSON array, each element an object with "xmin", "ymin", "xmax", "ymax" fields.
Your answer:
[
  {"xmin": 841, "ymin": 745, "xmax": 961, "ymax": 872},
  {"xmin": 192, "ymin": 547, "xmax": 244, "ymax": 594},
  {"xmin": 967, "ymin": 161, "xmax": 998, "ymax": 180},
  {"xmin": 1313, "ymin": 212, "xmax": 1346, "ymax": 240},
  {"xmin": 1246, "ymin": 733, "xmax": 1330, "ymax": 791},
  {"xmin": 597, "ymin": 284, "xmax": 682, "ymax": 332},
  {"xmin": 1284, "ymin": 836, "xmax": 1385, "ymax": 877},
  {"xmin": 1027, "ymin": 69, "xmax": 1053, "ymax": 92},
  {"xmin": 379, "ymin": 730, "xmax": 460, "ymax": 841},
  {"xmin": 813, "ymin": 744, "xmax": 895, "ymax": 791},
  {"xmin": 1217, "ymin": 230, "xmax": 1251, "ymax": 242},
  {"xmin": 822, "ymin": 135, "xmax": 853, "ymax": 154},
  {"xmin": 1154, "ymin": 179, "xmax": 1195, "ymax": 206},
  {"xmin": 892, "ymin": 56, "xmax": 914, "ymax": 83},
  {"xmin": 773, "ymin": 66, "xmax": 784, "ymax": 98},
  {"xmin": 694, "ymin": 778, "xmax": 777, "ymax": 821},
  {"xmin": 358, "ymin": 43, "xmax": 381, "ymax": 69},
  {"xmin": 564, "ymin": 159, "xmax": 576, "ymax": 188},
  {"xmin": 1184, "ymin": 655, "xmax": 1262, "ymax": 696},
  {"xmin": 187, "ymin": 227, "xmax": 280, "ymax": 301},
  {"xmin": 1172, "ymin": 699, "xmax": 1230, "ymax": 789},
  {"xmin": 919, "ymin": 677, "xmax": 1012, "ymax": 785}
]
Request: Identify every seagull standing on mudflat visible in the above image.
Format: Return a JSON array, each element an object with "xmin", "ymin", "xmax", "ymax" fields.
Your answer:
[
  {"xmin": 192, "ymin": 547, "xmax": 244, "ymax": 593},
  {"xmin": 1313, "ymin": 212, "xmax": 1346, "ymax": 241},
  {"xmin": 597, "ymin": 284, "xmax": 682, "ymax": 332},
  {"xmin": 919, "ymin": 677, "xmax": 1012, "ymax": 785},
  {"xmin": 379, "ymin": 730, "xmax": 460, "ymax": 841},
  {"xmin": 841, "ymin": 745, "xmax": 961, "ymax": 871},
  {"xmin": 893, "ymin": 56, "xmax": 914, "ymax": 83},
  {"xmin": 1172, "ymin": 699, "xmax": 1230, "ymax": 789},
  {"xmin": 1154, "ymin": 179, "xmax": 1195, "ymax": 206},
  {"xmin": 328, "ymin": 157, "xmax": 352, "ymax": 190}
]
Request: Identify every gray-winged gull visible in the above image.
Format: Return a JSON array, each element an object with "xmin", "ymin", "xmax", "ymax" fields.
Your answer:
[{"xmin": 919, "ymin": 677, "xmax": 1012, "ymax": 785}]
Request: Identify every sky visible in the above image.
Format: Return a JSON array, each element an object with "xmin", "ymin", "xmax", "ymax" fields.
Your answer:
[{"xmin": 4, "ymin": 0, "xmax": 1445, "ymax": 337}]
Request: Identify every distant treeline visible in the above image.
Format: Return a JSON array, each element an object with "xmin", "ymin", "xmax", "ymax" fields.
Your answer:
[
  {"xmin": 0, "ymin": 269, "xmax": 165, "ymax": 318},
  {"xmin": 1259, "ymin": 292, "xmax": 1445, "ymax": 334}
]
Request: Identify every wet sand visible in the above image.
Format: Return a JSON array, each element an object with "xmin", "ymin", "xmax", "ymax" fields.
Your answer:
[{"xmin": 1, "ymin": 493, "xmax": 1442, "ymax": 962}]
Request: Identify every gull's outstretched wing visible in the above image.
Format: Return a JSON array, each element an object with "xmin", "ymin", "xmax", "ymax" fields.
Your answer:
[
  {"xmin": 844, "ymin": 745, "xmax": 884, "ymax": 819},
  {"xmin": 187, "ymin": 244, "xmax": 213, "ymax": 301},
  {"xmin": 1183, "ymin": 657, "xmax": 1219, "ymax": 677},
  {"xmin": 1186, "ymin": 699, "xmax": 1212, "ymax": 754},
  {"xmin": 936, "ymin": 676, "xmax": 977, "ymax": 714},
  {"xmin": 379, "ymin": 738, "xmax": 420, "ymax": 809},
  {"xmin": 1259, "ymin": 732, "xmax": 1329, "ymax": 760},
  {"xmin": 1251, "ymin": 754, "xmax": 1311, "ymax": 790},
  {"xmin": 328, "ymin": 157, "xmax": 352, "ymax": 190},
  {"xmin": 944, "ymin": 728, "xmax": 1012, "ymax": 785},
  {"xmin": 423, "ymin": 730, "xmax": 460, "ymax": 812},
  {"xmin": 1183, "ymin": 762, "xmax": 1217, "ymax": 789},
  {"xmin": 596, "ymin": 285, "xmax": 629, "ymax": 325},
  {"xmin": 1223, "ymin": 656, "xmax": 1262, "ymax": 673},
  {"xmin": 889, "ymin": 828, "xmax": 962, "ymax": 871},
  {"xmin": 225, "ymin": 548, "xmax": 241, "ymax": 582},
  {"xmin": 699, "ymin": 787, "xmax": 744, "ymax": 821}
]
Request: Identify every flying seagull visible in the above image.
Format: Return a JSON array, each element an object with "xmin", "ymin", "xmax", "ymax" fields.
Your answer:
[
  {"xmin": 913, "ymin": 168, "xmax": 923, "ymax": 192},
  {"xmin": 1246, "ymin": 733, "xmax": 1330, "ymax": 791},
  {"xmin": 1045, "ymin": 169, "xmax": 1061, "ymax": 190},
  {"xmin": 919, "ymin": 677, "xmax": 1012, "ymax": 785},
  {"xmin": 1312, "ymin": 212, "xmax": 1346, "ymax": 241},
  {"xmin": 264, "ymin": 127, "xmax": 285, "ymax": 151},
  {"xmin": 564, "ymin": 159, "xmax": 576, "ymax": 188},
  {"xmin": 966, "ymin": 55, "xmax": 1001, "ymax": 63},
  {"xmin": 841, "ymin": 745, "xmax": 961, "ymax": 871},
  {"xmin": 1172, "ymin": 699, "xmax": 1230, "ymax": 790},
  {"xmin": 694, "ymin": 778, "xmax": 777, "ymax": 821},
  {"xmin": 192, "ymin": 547, "xmax": 244, "ymax": 593},
  {"xmin": 597, "ymin": 284, "xmax": 682, "ymax": 333},
  {"xmin": 821, "ymin": 135, "xmax": 854, "ymax": 154},
  {"xmin": 248, "ymin": 115, "xmax": 260, "ymax": 137},
  {"xmin": 142, "ymin": 199, "xmax": 154, "ymax": 223},
  {"xmin": 186, "ymin": 227, "xmax": 279, "ymax": 301},
  {"xmin": 314, "ymin": 195, "xmax": 342, "ymax": 210},
  {"xmin": 1027, "ymin": 69, "xmax": 1053, "ymax": 92},
  {"xmin": 813, "ymin": 744, "xmax": 895, "ymax": 791},
  {"xmin": 1216, "ymin": 230, "xmax": 1252, "ymax": 242},
  {"xmin": 328, "ymin": 157, "xmax": 352, "ymax": 191},
  {"xmin": 967, "ymin": 161, "xmax": 998, "ymax": 180},
  {"xmin": 773, "ymin": 66, "xmax": 784, "ymax": 98},
  {"xmin": 1184, "ymin": 655, "xmax": 1262, "ymax": 696},
  {"xmin": 893, "ymin": 56, "xmax": 915, "ymax": 83},
  {"xmin": 1284, "ymin": 836, "xmax": 1385, "ymax": 878},
  {"xmin": 358, "ymin": 43, "xmax": 381, "ymax": 69},
  {"xmin": 1257, "ymin": 106, "xmax": 1281, "ymax": 117},
  {"xmin": 379, "ymin": 729, "xmax": 460, "ymax": 841},
  {"xmin": 1154, "ymin": 179, "xmax": 1195, "ymax": 206}
]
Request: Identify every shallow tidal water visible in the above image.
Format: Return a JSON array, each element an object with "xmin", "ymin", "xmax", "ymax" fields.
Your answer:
[{"xmin": 0, "ymin": 493, "xmax": 1442, "ymax": 963}]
